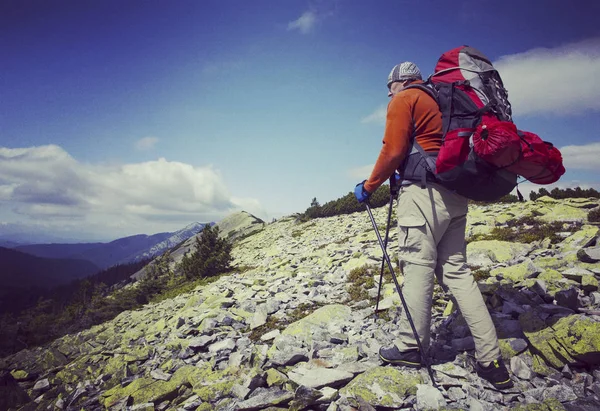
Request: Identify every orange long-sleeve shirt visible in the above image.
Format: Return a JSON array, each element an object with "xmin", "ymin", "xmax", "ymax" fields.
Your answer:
[{"xmin": 364, "ymin": 81, "xmax": 443, "ymax": 193}]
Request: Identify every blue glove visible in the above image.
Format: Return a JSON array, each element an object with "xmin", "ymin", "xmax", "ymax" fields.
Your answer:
[{"xmin": 354, "ymin": 180, "xmax": 371, "ymax": 203}]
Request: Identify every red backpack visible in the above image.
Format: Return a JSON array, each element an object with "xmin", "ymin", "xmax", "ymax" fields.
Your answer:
[{"xmin": 404, "ymin": 46, "xmax": 565, "ymax": 200}]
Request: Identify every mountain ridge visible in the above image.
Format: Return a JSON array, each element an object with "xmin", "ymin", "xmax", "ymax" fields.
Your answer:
[
  {"xmin": 3, "ymin": 198, "xmax": 600, "ymax": 410},
  {"xmin": 15, "ymin": 222, "xmax": 208, "ymax": 270}
]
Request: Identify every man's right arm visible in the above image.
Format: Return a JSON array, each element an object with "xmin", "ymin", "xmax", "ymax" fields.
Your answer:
[{"xmin": 364, "ymin": 94, "xmax": 414, "ymax": 193}]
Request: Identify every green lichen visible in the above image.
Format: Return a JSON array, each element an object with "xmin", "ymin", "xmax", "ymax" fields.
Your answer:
[
  {"xmin": 123, "ymin": 346, "xmax": 153, "ymax": 363},
  {"xmin": 511, "ymin": 397, "xmax": 566, "ymax": 410},
  {"xmin": 10, "ymin": 369, "xmax": 29, "ymax": 381},
  {"xmin": 339, "ymin": 366, "xmax": 422, "ymax": 408},
  {"xmin": 281, "ymin": 304, "xmax": 353, "ymax": 345},
  {"xmin": 498, "ymin": 339, "xmax": 524, "ymax": 360},
  {"xmin": 266, "ymin": 368, "xmax": 288, "ymax": 387},
  {"xmin": 526, "ymin": 315, "xmax": 600, "ymax": 370},
  {"xmin": 582, "ymin": 275, "xmax": 599, "ymax": 292},
  {"xmin": 102, "ymin": 364, "xmax": 203, "ymax": 407},
  {"xmin": 491, "ymin": 261, "xmax": 537, "ymax": 283}
]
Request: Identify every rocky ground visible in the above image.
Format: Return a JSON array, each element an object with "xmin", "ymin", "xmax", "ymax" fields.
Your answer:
[{"xmin": 2, "ymin": 196, "xmax": 600, "ymax": 410}]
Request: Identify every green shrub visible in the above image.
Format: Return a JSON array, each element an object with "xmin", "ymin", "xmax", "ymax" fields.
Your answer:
[
  {"xmin": 530, "ymin": 186, "xmax": 600, "ymax": 201},
  {"xmin": 299, "ymin": 184, "xmax": 392, "ymax": 221},
  {"xmin": 178, "ymin": 225, "xmax": 233, "ymax": 280}
]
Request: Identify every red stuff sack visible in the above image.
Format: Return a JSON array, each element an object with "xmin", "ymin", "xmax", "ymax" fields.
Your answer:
[
  {"xmin": 507, "ymin": 131, "xmax": 565, "ymax": 184},
  {"xmin": 472, "ymin": 119, "xmax": 522, "ymax": 168}
]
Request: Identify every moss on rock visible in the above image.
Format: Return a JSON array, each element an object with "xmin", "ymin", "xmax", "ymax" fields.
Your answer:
[
  {"xmin": 491, "ymin": 260, "xmax": 538, "ymax": 283},
  {"xmin": 525, "ymin": 315, "xmax": 600, "ymax": 370},
  {"xmin": 281, "ymin": 304, "xmax": 353, "ymax": 345},
  {"xmin": 339, "ymin": 366, "xmax": 422, "ymax": 408},
  {"xmin": 102, "ymin": 364, "xmax": 203, "ymax": 407}
]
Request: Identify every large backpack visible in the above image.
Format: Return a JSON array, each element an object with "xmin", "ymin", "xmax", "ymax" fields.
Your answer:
[{"xmin": 402, "ymin": 46, "xmax": 564, "ymax": 201}]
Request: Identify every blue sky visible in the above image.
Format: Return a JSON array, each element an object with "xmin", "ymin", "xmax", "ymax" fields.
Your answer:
[{"xmin": 1, "ymin": 0, "xmax": 599, "ymax": 241}]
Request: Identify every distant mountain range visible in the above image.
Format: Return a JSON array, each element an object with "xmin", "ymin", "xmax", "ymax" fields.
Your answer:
[
  {"xmin": 0, "ymin": 247, "xmax": 100, "ymax": 289},
  {"xmin": 14, "ymin": 222, "xmax": 208, "ymax": 270}
]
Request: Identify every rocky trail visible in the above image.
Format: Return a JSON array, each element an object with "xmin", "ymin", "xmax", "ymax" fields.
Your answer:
[{"xmin": 3, "ymin": 196, "xmax": 600, "ymax": 410}]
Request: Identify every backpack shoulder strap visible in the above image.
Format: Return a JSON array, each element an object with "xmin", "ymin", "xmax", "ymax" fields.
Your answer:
[{"xmin": 403, "ymin": 81, "xmax": 439, "ymax": 104}]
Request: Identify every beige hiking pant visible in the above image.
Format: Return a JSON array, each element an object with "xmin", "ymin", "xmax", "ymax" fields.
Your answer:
[{"xmin": 393, "ymin": 182, "xmax": 501, "ymax": 364}]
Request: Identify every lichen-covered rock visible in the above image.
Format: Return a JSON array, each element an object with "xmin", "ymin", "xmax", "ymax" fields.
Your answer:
[
  {"xmin": 467, "ymin": 240, "xmax": 532, "ymax": 267},
  {"xmin": 525, "ymin": 315, "xmax": 600, "ymax": 370},
  {"xmin": 491, "ymin": 260, "xmax": 539, "ymax": 283},
  {"xmin": 560, "ymin": 225, "xmax": 600, "ymax": 252},
  {"xmin": 279, "ymin": 304, "xmax": 353, "ymax": 345},
  {"xmin": 101, "ymin": 365, "xmax": 203, "ymax": 407},
  {"xmin": 339, "ymin": 366, "xmax": 422, "ymax": 408}
]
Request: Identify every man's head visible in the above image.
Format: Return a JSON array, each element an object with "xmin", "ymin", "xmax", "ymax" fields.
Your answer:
[{"xmin": 387, "ymin": 62, "xmax": 422, "ymax": 97}]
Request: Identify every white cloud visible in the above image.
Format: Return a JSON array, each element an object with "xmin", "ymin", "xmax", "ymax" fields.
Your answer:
[
  {"xmin": 361, "ymin": 105, "xmax": 387, "ymax": 125},
  {"xmin": 347, "ymin": 164, "xmax": 375, "ymax": 180},
  {"xmin": 560, "ymin": 142, "xmax": 600, "ymax": 171},
  {"xmin": 0, "ymin": 145, "xmax": 264, "ymax": 238},
  {"xmin": 135, "ymin": 137, "xmax": 159, "ymax": 151},
  {"xmin": 494, "ymin": 38, "xmax": 600, "ymax": 116},
  {"xmin": 287, "ymin": 11, "xmax": 318, "ymax": 34}
]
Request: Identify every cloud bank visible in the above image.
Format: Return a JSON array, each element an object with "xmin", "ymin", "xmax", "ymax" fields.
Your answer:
[
  {"xmin": 0, "ymin": 145, "xmax": 265, "ymax": 239},
  {"xmin": 494, "ymin": 38, "xmax": 600, "ymax": 116},
  {"xmin": 560, "ymin": 142, "xmax": 600, "ymax": 171}
]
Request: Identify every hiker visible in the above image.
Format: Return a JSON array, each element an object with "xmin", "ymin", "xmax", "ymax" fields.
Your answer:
[{"xmin": 354, "ymin": 62, "xmax": 513, "ymax": 390}]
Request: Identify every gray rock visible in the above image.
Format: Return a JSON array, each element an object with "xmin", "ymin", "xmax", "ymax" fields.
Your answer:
[
  {"xmin": 131, "ymin": 403, "xmax": 154, "ymax": 411},
  {"xmin": 577, "ymin": 247, "xmax": 600, "ymax": 263},
  {"xmin": 150, "ymin": 369, "xmax": 172, "ymax": 381},
  {"xmin": 289, "ymin": 386, "xmax": 323, "ymax": 410},
  {"xmin": 188, "ymin": 335, "xmax": 215, "ymax": 351},
  {"xmin": 510, "ymin": 356, "xmax": 533, "ymax": 380},
  {"xmin": 451, "ymin": 336, "xmax": 475, "ymax": 352},
  {"xmin": 508, "ymin": 338, "xmax": 529, "ymax": 354},
  {"xmin": 209, "ymin": 338, "xmax": 236, "ymax": 354},
  {"xmin": 564, "ymin": 398, "xmax": 600, "ymax": 411},
  {"xmin": 447, "ymin": 386, "xmax": 466, "ymax": 401},
  {"xmin": 231, "ymin": 383, "xmax": 251, "ymax": 400},
  {"xmin": 416, "ymin": 384, "xmax": 447, "ymax": 410},
  {"xmin": 330, "ymin": 333, "xmax": 348, "ymax": 344},
  {"xmin": 235, "ymin": 387, "xmax": 294, "ymax": 410},
  {"xmin": 502, "ymin": 300, "xmax": 526, "ymax": 316},
  {"xmin": 269, "ymin": 349, "xmax": 309, "ymax": 367},
  {"xmin": 288, "ymin": 366, "xmax": 354, "ymax": 389},
  {"xmin": 431, "ymin": 363, "xmax": 470, "ymax": 379},
  {"xmin": 562, "ymin": 267, "xmax": 594, "ymax": 282},
  {"xmin": 266, "ymin": 299, "xmax": 281, "ymax": 314},
  {"xmin": 250, "ymin": 304, "xmax": 269, "ymax": 329},
  {"xmin": 260, "ymin": 329, "xmax": 280, "ymax": 342},
  {"xmin": 543, "ymin": 385, "xmax": 577, "ymax": 402},
  {"xmin": 33, "ymin": 378, "xmax": 50, "ymax": 393},
  {"xmin": 555, "ymin": 288, "xmax": 580, "ymax": 311}
]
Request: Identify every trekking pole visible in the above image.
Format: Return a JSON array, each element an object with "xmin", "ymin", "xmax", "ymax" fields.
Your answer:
[
  {"xmin": 365, "ymin": 202, "xmax": 438, "ymax": 388},
  {"xmin": 374, "ymin": 178, "xmax": 398, "ymax": 319}
]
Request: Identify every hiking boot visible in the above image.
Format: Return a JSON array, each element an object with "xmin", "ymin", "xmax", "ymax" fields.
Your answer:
[
  {"xmin": 378, "ymin": 346, "xmax": 421, "ymax": 368},
  {"xmin": 476, "ymin": 359, "xmax": 513, "ymax": 389}
]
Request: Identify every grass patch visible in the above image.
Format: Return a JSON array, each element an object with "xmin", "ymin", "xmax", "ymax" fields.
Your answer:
[
  {"xmin": 468, "ymin": 217, "xmax": 581, "ymax": 244},
  {"xmin": 148, "ymin": 271, "xmax": 232, "ymax": 304},
  {"xmin": 346, "ymin": 264, "xmax": 395, "ymax": 304},
  {"xmin": 248, "ymin": 301, "xmax": 326, "ymax": 342},
  {"xmin": 472, "ymin": 267, "xmax": 491, "ymax": 282}
]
